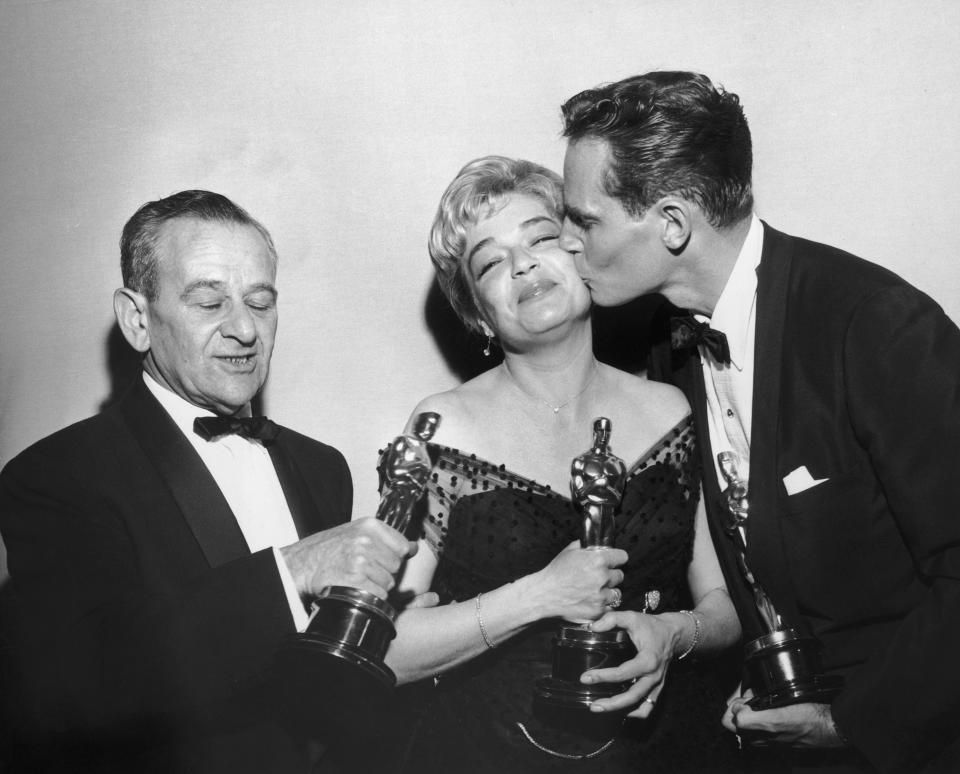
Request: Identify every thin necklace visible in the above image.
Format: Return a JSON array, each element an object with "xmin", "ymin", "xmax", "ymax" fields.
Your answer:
[{"xmin": 502, "ymin": 360, "xmax": 600, "ymax": 415}]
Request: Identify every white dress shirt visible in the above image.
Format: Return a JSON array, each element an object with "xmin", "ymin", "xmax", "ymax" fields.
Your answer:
[
  {"xmin": 697, "ymin": 215, "xmax": 763, "ymax": 506},
  {"xmin": 143, "ymin": 372, "xmax": 310, "ymax": 630}
]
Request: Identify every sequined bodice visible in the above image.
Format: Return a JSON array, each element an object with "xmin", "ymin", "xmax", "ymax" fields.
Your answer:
[
  {"xmin": 422, "ymin": 416, "xmax": 698, "ymax": 615},
  {"xmin": 398, "ymin": 416, "xmax": 738, "ymax": 772}
]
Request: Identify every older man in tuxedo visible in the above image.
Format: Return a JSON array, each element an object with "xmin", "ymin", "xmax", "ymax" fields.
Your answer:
[
  {"xmin": 0, "ymin": 190, "xmax": 415, "ymax": 773},
  {"xmin": 558, "ymin": 72, "xmax": 960, "ymax": 773}
]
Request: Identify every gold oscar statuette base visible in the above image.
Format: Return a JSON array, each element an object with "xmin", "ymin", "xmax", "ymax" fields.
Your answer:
[{"xmin": 744, "ymin": 628, "xmax": 844, "ymax": 710}]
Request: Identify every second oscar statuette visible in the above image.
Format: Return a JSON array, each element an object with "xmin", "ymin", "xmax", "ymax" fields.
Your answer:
[{"xmin": 534, "ymin": 417, "xmax": 635, "ymax": 709}]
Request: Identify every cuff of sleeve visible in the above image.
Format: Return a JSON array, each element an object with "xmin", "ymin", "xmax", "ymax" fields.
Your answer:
[{"xmin": 273, "ymin": 546, "xmax": 310, "ymax": 632}]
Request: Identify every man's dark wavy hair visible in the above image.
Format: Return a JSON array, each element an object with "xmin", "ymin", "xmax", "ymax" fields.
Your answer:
[
  {"xmin": 120, "ymin": 189, "xmax": 277, "ymax": 301},
  {"xmin": 561, "ymin": 71, "xmax": 753, "ymax": 228}
]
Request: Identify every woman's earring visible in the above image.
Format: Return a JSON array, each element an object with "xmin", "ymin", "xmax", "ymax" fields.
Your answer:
[{"xmin": 480, "ymin": 322, "xmax": 494, "ymax": 357}]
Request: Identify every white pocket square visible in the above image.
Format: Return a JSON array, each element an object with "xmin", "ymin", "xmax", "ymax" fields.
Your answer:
[{"xmin": 783, "ymin": 466, "xmax": 829, "ymax": 496}]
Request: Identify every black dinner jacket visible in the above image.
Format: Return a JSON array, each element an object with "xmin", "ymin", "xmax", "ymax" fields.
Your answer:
[
  {"xmin": 649, "ymin": 223, "xmax": 960, "ymax": 773},
  {"xmin": 0, "ymin": 376, "xmax": 352, "ymax": 773}
]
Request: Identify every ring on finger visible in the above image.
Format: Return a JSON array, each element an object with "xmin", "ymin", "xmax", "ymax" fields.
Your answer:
[
  {"xmin": 607, "ymin": 587, "xmax": 622, "ymax": 609},
  {"xmin": 644, "ymin": 697, "xmax": 656, "ymax": 706}
]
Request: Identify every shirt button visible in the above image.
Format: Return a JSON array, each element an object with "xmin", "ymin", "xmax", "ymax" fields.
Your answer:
[{"xmin": 726, "ymin": 408, "xmax": 735, "ymax": 417}]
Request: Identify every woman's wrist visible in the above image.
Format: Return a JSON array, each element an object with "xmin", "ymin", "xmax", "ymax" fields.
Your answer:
[
  {"xmin": 647, "ymin": 611, "xmax": 690, "ymax": 659},
  {"xmin": 674, "ymin": 610, "xmax": 702, "ymax": 660},
  {"xmin": 494, "ymin": 575, "xmax": 543, "ymax": 627},
  {"xmin": 474, "ymin": 593, "xmax": 496, "ymax": 649}
]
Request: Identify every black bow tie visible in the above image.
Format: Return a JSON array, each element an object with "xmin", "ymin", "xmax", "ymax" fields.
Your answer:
[
  {"xmin": 193, "ymin": 415, "xmax": 279, "ymax": 443},
  {"xmin": 670, "ymin": 316, "xmax": 731, "ymax": 365}
]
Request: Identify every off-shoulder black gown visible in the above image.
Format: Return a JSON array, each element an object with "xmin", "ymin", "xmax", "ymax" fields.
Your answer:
[{"xmin": 397, "ymin": 417, "xmax": 740, "ymax": 773}]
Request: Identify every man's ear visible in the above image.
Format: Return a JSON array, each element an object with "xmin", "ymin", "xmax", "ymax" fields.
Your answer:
[
  {"xmin": 113, "ymin": 288, "xmax": 151, "ymax": 353},
  {"xmin": 657, "ymin": 197, "xmax": 692, "ymax": 254}
]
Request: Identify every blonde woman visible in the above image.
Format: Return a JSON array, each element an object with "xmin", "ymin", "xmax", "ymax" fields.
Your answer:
[{"xmin": 385, "ymin": 157, "xmax": 741, "ymax": 773}]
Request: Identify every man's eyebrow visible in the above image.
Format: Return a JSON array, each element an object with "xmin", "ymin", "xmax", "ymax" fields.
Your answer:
[
  {"xmin": 180, "ymin": 280, "xmax": 278, "ymax": 299},
  {"xmin": 564, "ymin": 206, "xmax": 591, "ymax": 227},
  {"xmin": 246, "ymin": 283, "xmax": 278, "ymax": 299},
  {"xmin": 181, "ymin": 279, "xmax": 225, "ymax": 299}
]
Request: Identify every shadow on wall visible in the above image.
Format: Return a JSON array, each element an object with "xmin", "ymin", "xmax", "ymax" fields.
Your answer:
[
  {"xmin": 591, "ymin": 293, "xmax": 678, "ymax": 375},
  {"xmin": 423, "ymin": 278, "xmax": 676, "ymax": 380},
  {"xmin": 423, "ymin": 280, "xmax": 501, "ymax": 381},
  {"xmin": 99, "ymin": 321, "xmax": 143, "ymax": 411}
]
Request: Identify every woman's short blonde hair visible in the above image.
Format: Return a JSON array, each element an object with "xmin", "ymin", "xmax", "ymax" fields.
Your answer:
[{"xmin": 428, "ymin": 156, "xmax": 563, "ymax": 333}]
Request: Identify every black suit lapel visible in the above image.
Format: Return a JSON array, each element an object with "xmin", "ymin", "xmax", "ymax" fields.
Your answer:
[
  {"xmin": 118, "ymin": 377, "xmax": 250, "ymax": 567},
  {"xmin": 748, "ymin": 223, "xmax": 805, "ymax": 632},
  {"xmin": 268, "ymin": 441, "xmax": 318, "ymax": 540}
]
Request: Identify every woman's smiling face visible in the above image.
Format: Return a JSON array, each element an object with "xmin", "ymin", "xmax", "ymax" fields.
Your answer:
[{"xmin": 463, "ymin": 193, "xmax": 591, "ymax": 347}]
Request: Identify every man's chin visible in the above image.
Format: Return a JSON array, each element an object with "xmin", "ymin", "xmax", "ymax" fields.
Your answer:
[
  {"xmin": 201, "ymin": 384, "xmax": 263, "ymax": 416},
  {"xmin": 588, "ymin": 281, "xmax": 649, "ymax": 308},
  {"xmin": 587, "ymin": 287, "xmax": 621, "ymax": 307}
]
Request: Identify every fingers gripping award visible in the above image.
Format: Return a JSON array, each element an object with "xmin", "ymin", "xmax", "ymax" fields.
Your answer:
[
  {"xmin": 534, "ymin": 417, "xmax": 635, "ymax": 709},
  {"xmin": 278, "ymin": 412, "xmax": 441, "ymax": 691}
]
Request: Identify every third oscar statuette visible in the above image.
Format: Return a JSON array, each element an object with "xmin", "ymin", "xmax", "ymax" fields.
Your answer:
[{"xmin": 718, "ymin": 451, "xmax": 843, "ymax": 709}]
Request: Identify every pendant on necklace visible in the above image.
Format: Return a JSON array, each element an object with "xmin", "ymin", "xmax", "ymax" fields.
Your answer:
[{"xmin": 503, "ymin": 360, "xmax": 600, "ymax": 417}]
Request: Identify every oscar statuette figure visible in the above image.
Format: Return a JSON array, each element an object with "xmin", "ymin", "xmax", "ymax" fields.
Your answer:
[
  {"xmin": 277, "ymin": 412, "xmax": 440, "ymax": 694},
  {"xmin": 718, "ymin": 451, "xmax": 843, "ymax": 709},
  {"xmin": 534, "ymin": 417, "xmax": 636, "ymax": 709}
]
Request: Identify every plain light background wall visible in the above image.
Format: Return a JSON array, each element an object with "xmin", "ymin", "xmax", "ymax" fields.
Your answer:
[{"xmin": 2, "ymin": 0, "xmax": 959, "ymax": 583}]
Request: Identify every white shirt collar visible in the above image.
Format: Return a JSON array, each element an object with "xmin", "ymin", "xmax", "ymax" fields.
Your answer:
[
  {"xmin": 698, "ymin": 214, "xmax": 763, "ymax": 370},
  {"xmin": 141, "ymin": 371, "xmax": 251, "ymax": 439}
]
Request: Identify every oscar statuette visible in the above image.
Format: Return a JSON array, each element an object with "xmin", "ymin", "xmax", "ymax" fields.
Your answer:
[
  {"xmin": 717, "ymin": 451, "xmax": 843, "ymax": 709},
  {"xmin": 533, "ymin": 417, "xmax": 636, "ymax": 709},
  {"xmin": 277, "ymin": 412, "xmax": 440, "ymax": 694}
]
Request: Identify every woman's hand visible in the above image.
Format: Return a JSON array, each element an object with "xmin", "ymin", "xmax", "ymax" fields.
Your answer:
[
  {"xmin": 579, "ymin": 610, "xmax": 683, "ymax": 718},
  {"xmin": 525, "ymin": 541, "xmax": 627, "ymax": 624}
]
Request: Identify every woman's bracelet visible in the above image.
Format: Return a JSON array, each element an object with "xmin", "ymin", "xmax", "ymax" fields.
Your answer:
[
  {"xmin": 676, "ymin": 609, "xmax": 701, "ymax": 660},
  {"xmin": 475, "ymin": 592, "xmax": 496, "ymax": 649}
]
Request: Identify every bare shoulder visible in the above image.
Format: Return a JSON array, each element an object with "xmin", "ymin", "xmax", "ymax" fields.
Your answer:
[
  {"xmin": 406, "ymin": 390, "xmax": 459, "ymax": 426},
  {"xmin": 404, "ymin": 370, "xmax": 499, "ymax": 445},
  {"xmin": 404, "ymin": 390, "xmax": 464, "ymax": 440},
  {"xmin": 606, "ymin": 365, "xmax": 688, "ymax": 409},
  {"xmin": 600, "ymin": 365, "xmax": 691, "ymax": 442},
  {"xmin": 633, "ymin": 371, "xmax": 689, "ymax": 417}
]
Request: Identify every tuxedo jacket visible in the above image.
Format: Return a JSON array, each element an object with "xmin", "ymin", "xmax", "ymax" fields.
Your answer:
[
  {"xmin": 0, "ymin": 377, "xmax": 352, "ymax": 773},
  {"xmin": 649, "ymin": 223, "xmax": 960, "ymax": 773}
]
